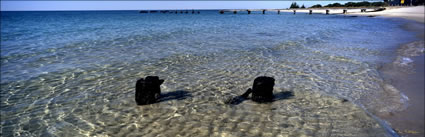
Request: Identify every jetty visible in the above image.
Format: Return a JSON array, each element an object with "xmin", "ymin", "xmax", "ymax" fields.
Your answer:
[
  {"xmin": 140, "ymin": 10, "xmax": 201, "ymax": 14},
  {"xmin": 218, "ymin": 8, "xmax": 386, "ymax": 15}
]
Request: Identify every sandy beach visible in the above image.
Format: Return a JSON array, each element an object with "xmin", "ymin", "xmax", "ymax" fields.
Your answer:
[
  {"xmin": 357, "ymin": 6, "xmax": 425, "ymax": 137},
  {"xmin": 286, "ymin": 6, "xmax": 425, "ymax": 136},
  {"xmin": 281, "ymin": 6, "xmax": 424, "ymax": 23},
  {"xmin": 348, "ymin": 6, "xmax": 425, "ymax": 23}
]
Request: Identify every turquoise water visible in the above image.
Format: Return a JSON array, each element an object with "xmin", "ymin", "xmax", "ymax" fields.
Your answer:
[{"xmin": 0, "ymin": 11, "xmax": 419, "ymax": 136}]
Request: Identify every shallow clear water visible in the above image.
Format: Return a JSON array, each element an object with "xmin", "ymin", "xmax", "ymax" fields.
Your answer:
[{"xmin": 0, "ymin": 11, "xmax": 419, "ymax": 136}]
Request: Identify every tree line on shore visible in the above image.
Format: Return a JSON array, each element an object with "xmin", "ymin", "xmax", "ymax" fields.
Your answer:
[{"xmin": 290, "ymin": 1, "xmax": 388, "ymax": 9}]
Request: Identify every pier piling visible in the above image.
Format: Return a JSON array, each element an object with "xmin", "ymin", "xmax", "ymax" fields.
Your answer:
[
  {"xmin": 250, "ymin": 76, "xmax": 275, "ymax": 103},
  {"xmin": 135, "ymin": 76, "xmax": 164, "ymax": 105}
]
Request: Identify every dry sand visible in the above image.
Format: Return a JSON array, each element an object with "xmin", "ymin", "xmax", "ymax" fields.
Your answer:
[
  {"xmin": 348, "ymin": 6, "xmax": 425, "ymax": 23},
  {"xmin": 281, "ymin": 6, "xmax": 424, "ymax": 23}
]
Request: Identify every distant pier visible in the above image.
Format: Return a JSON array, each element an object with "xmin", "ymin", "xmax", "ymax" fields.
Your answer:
[
  {"xmin": 140, "ymin": 10, "xmax": 201, "ymax": 14},
  {"xmin": 217, "ymin": 8, "xmax": 385, "ymax": 15},
  {"xmin": 138, "ymin": 8, "xmax": 385, "ymax": 15}
]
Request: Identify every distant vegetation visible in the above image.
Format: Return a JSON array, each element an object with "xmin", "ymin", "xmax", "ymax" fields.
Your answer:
[
  {"xmin": 289, "ymin": 1, "xmax": 389, "ymax": 9},
  {"xmin": 290, "ymin": 2, "xmax": 300, "ymax": 8},
  {"xmin": 321, "ymin": 1, "xmax": 387, "ymax": 8}
]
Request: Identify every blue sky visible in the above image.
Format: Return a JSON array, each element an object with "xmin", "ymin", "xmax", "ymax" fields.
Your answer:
[{"xmin": 0, "ymin": 1, "xmax": 362, "ymax": 11}]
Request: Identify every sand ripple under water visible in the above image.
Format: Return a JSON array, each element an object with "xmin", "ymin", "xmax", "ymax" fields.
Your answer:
[{"xmin": 1, "ymin": 11, "xmax": 421, "ymax": 136}]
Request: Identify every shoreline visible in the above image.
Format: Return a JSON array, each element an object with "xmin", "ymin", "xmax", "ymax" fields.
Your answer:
[
  {"xmin": 279, "ymin": 6, "xmax": 424, "ymax": 24},
  {"xmin": 371, "ymin": 7, "xmax": 425, "ymax": 137},
  {"xmin": 380, "ymin": 55, "xmax": 424, "ymax": 137},
  {"xmin": 299, "ymin": 6, "xmax": 425, "ymax": 136},
  {"xmin": 290, "ymin": 6, "xmax": 425, "ymax": 137}
]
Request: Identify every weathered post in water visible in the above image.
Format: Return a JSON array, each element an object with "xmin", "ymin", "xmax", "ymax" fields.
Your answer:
[
  {"xmin": 309, "ymin": 10, "xmax": 312, "ymax": 14},
  {"xmin": 262, "ymin": 10, "xmax": 266, "ymax": 14},
  {"xmin": 277, "ymin": 10, "xmax": 280, "ymax": 14},
  {"xmin": 249, "ymin": 76, "xmax": 275, "ymax": 103},
  {"xmin": 135, "ymin": 76, "xmax": 164, "ymax": 105},
  {"xmin": 293, "ymin": 10, "xmax": 296, "ymax": 14},
  {"xmin": 326, "ymin": 10, "xmax": 329, "ymax": 14},
  {"xmin": 247, "ymin": 10, "xmax": 251, "ymax": 14},
  {"xmin": 225, "ymin": 76, "xmax": 275, "ymax": 105}
]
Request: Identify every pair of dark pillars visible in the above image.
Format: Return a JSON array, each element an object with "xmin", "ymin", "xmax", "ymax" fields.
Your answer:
[{"xmin": 135, "ymin": 76, "xmax": 275, "ymax": 105}]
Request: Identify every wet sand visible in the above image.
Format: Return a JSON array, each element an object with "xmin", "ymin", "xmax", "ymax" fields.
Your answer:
[
  {"xmin": 349, "ymin": 7, "xmax": 425, "ymax": 136},
  {"xmin": 379, "ymin": 55, "xmax": 424, "ymax": 137},
  {"xmin": 378, "ymin": 18, "xmax": 424, "ymax": 136}
]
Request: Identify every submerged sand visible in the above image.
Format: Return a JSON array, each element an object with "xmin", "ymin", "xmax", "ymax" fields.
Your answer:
[{"xmin": 285, "ymin": 6, "xmax": 425, "ymax": 136}]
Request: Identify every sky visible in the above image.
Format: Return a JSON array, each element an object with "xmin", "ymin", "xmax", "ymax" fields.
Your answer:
[{"xmin": 0, "ymin": 1, "xmax": 376, "ymax": 11}]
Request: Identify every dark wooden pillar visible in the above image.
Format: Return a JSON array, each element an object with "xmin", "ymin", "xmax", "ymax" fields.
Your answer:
[
  {"xmin": 135, "ymin": 76, "xmax": 164, "ymax": 105},
  {"xmin": 250, "ymin": 76, "xmax": 275, "ymax": 103}
]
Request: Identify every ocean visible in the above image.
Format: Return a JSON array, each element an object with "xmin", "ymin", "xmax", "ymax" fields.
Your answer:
[{"xmin": 0, "ymin": 10, "xmax": 422, "ymax": 136}]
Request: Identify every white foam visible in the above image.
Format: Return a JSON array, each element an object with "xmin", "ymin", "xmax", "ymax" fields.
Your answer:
[{"xmin": 400, "ymin": 57, "xmax": 413, "ymax": 65}]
